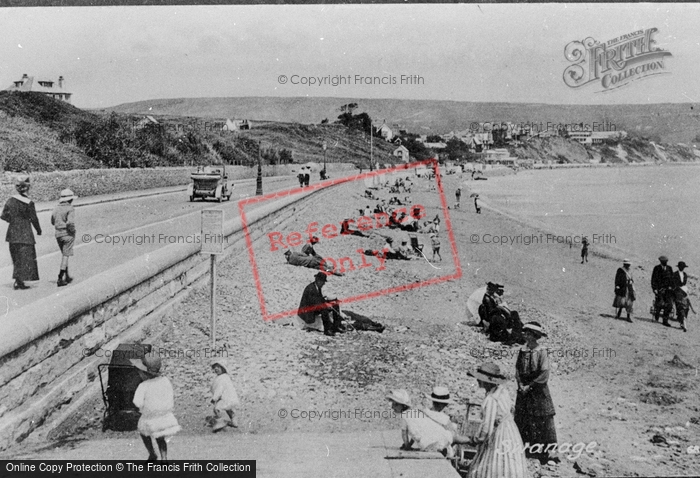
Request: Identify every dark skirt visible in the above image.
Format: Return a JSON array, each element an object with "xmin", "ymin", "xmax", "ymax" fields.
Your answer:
[
  {"xmin": 9, "ymin": 243, "xmax": 39, "ymax": 281},
  {"xmin": 514, "ymin": 410, "xmax": 558, "ymax": 447}
]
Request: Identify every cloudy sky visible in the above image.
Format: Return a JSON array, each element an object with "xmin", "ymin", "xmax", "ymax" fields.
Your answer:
[{"xmin": 1, "ymin": 4, "xmax": 699, "ymax": 109}]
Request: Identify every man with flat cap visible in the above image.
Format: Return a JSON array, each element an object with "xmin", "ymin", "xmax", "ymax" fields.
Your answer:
[
  {"xmin": 297, "ymin": 272, "xmax": 345, "ymax": 336},
  {"xmin": 673, "ymin": 261, "xmax": 689, "ymax": 332},
  {"xmin": 651, "ymin": 255, "xmax": 674, "ymax": 326}
]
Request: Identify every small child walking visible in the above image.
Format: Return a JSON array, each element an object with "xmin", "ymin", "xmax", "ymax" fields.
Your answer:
[
  {"xmin": 51, "ymin": 189, "xmax": 77, "ymax": 287},
  {"xmin": 430, "ymin": 232, "xmax": 442, "ymax": 262},
  {"xmin": 131, "ymin": 355, "xmax": 181, "ymax": 462},
  {"xmin": 209, "ymin": 358, "xmax": 240, "ymax": 432}
]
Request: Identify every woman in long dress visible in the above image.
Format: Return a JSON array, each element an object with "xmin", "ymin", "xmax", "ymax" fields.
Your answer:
[
  {"xmin": 613, "ymin": 259, "xmax": 635, "ymax": 322},
  {"xmin": 1, "ymin": 175, "xmax": 42, "ymax": 290},
  {"xmin": 467, "ymin": 362, "xmax": 529, "ymax": 478},
  {"xmin": 514, "ymin": 322, "xmax": 559, "ymax": 464}
]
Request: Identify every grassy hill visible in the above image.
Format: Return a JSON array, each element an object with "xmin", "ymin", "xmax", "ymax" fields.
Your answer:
[
  {"xmin": 0, "ymin": 92, "xmax": 395, "ymax": 172},
  {"xmin": 105, "ymin": 97, "xmax": 700, "ymax": 145}
]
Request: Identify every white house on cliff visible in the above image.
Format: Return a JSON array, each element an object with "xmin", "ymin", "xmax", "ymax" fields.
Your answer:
[{"xmin": 4, "ymin": 74, "xmax": 72, "ymax": 103}]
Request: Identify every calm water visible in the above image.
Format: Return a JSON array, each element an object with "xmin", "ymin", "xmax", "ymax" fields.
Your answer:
[{"xmin": 469, "ymin": 165, "xmax": 700, "ymax": 269}]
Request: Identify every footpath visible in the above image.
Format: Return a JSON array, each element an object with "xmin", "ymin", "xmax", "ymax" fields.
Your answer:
[{"xmin": 10, "ymin": 431, "xmax": 458, "ymax": 477}]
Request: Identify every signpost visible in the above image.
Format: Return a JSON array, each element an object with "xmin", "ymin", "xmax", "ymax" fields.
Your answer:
[{"xmin": 201, "ymin": 209, "xmax": 224, "ymax": 348}]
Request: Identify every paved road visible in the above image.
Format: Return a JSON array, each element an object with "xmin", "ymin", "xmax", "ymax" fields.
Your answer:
[{"xmin": 0, "ymin": 176, "xmax": 300, "ymax": 314}]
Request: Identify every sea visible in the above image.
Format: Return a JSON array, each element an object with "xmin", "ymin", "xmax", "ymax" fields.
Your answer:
[{"xmin": 467, "ymin": 164, "xmax": 700, "ymax": 272}]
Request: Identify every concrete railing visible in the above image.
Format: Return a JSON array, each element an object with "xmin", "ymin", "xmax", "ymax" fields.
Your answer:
[{"xmin": 0, "ymin": 183, "xmax": 337, "ymax": 451}]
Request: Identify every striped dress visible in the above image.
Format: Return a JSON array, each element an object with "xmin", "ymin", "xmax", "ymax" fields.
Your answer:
[{"xmin": 468, "ymin": 385, "xmax": 529, "ymax": 478}]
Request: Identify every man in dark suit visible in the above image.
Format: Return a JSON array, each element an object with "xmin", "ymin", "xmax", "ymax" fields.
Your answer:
[
  {"xmin": 298, "ymin": 272, "xmax": 344, "ymax": 336},
  {"xmin": 651, "ymin": 255, "xmax": 674, "ymax": 326},
  {"xmin": 673, "ymin": 261, "xmax": 689, "ymax": 332},
  {"xmin": 479, "ymin": 282, "xmax": 498, "ymax": 327}
]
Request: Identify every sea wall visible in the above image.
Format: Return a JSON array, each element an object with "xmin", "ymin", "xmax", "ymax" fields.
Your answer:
[{"xmin": 0, "ymin": 181, "xmax": 345, "ymax": 451}]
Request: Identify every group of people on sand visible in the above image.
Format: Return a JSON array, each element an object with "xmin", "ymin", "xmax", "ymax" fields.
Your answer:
[
  {"xmin": 1, "ymin": 174, "xmax": 78, "ymax": 290},
  {"xmin": 386, "ymin": 322, "xmax": 559, "ymax": 477},
  {"xmin": 126, "ymin": 353, "xmax": 241, "ymax": 462},
  {"xmin": 612, "ymin": 255, "xmax": 693, "ymax": 331},
  {"xmin": 478, "ymin": 282, "xmax": 525, "ymax": 345}
]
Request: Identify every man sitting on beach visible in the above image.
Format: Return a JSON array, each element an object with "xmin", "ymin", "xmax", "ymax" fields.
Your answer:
[{"xmin": 297, "ymin": 272, "xmax": 345, "ymax": 337}]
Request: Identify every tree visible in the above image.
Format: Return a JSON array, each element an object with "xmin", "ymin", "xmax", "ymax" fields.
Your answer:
[
  {"xmin": 426, "ymin": 134, "xmax": 443, "ymax": 143},
  {"xmin": 445, "ymin": 137, "xmax": 469, "ymax": 162}
]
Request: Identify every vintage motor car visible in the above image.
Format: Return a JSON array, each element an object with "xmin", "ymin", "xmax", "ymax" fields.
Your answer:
[{"xmin": 188, "ymin": 165, "xmax": 234, "ymax": 202}]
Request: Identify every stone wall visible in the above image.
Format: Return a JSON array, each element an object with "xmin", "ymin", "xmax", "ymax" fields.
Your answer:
[{"xmin": 0, "ymin": 184, "xmax": 335, "ymax": 451}]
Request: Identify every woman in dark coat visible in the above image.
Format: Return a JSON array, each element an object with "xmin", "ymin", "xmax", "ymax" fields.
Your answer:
[
  {"xmin": 613, "ymin": 259, "xmax": 635, "ymax": 322},
  {"xmin": 515, "ymin": 321, "xmax": 559, "ymax": 464},
  {"xmin": 1, "ymin": 175, "xmax": 42, "ymax": 289}
]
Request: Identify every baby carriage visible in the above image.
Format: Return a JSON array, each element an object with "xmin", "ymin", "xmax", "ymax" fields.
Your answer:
[{"xmin": 98, "ymin": 343, "xmax": 152, "ymax": 432}]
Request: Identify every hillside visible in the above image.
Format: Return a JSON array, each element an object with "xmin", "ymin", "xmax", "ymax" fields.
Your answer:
[
  {"xmin": 105, "ymin": 96, "xmax": 700, "ymax": 145},
  {"xmin": 0, "ymin": 92, "xmax": 395, "ymax": 172}
]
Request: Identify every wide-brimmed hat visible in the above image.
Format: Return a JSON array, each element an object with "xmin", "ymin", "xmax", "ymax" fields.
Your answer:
[
  {"xmin": 622, "ymin": 259, "xmax": 631, "ymax": 265},
  {"xmin": 677, "ymin": 261, "xmax": 688, "ymax": 269},
  {"xmin": 314, "ymin": 271, "xmax": 328, "ymax": 281},
  {"xmin": 659, "ymin": 255, "xmax": 669, "ymax": 262},
  {"xmin": 523, "ymin": 321, "xmax": 547, "ymax": 338},
  {"xmin": 211, "ymin": 358, "xmax": 229, "ymax": 373},
  {"xmin": 486, "ymin": 281, "xmax": 497, "ymax": 289},
  {"xmin": 310, "ymin": 236, "xmax": 320, "ymax": 244},
  {"xmin": 467, "ymin": 362, "xmax": 507, "ymax": 385},
  {"xmin": 386, "ymin": 389, "xmax": 412, "ymax": 407},
  {"xmin": 13, "ymin": 174, "xmax": 30, "ymax": 187},
  {"xmin": 130, "ymin": 354, "xmax": 161, "ymax": 374},
  {"xmin": 425, "ymin": 386, "xmax": 453, "ymax": 404},
  {"xmin": 59, "ymin": 189, "xmax": 77, "ymax": 203}
]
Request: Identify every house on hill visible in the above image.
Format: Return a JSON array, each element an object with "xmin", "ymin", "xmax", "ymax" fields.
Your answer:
[
  {"xmin": 222, "ymin": 119, "xmax": 253, "ymax": 131},
  {"xmin": 133, "ymin": 115, "xmax": 160, "ymax": 130},
  {"xmin": 376, "ymin": 122, "xmax": 394, "ymax": 142},
  {"xmin": 5, "ymin": 74, "xmax": 72, "ymax": 103},
  {"xmin": 393, "ymin": 145, "xmax": 410, "ymax": 163}
]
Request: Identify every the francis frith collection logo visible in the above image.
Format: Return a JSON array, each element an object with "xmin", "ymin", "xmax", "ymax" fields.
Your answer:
[{"xmin": 563, "ymin": 28, "xmax": 672, "ymax": 92}]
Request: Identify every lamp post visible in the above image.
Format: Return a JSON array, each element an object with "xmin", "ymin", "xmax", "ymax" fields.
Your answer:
[
  {"xmin": 322, "ymin": 140, "xmax": 327, "ymax": 173},
  {"xmin": 256, "ymin": 141, "xmax": 263, "ymax": 196}
]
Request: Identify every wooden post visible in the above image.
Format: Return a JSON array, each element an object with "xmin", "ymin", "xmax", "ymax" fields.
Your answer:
[{"xmin": 210, "ymin": 254, "xmax": 216, "ymax": 348}]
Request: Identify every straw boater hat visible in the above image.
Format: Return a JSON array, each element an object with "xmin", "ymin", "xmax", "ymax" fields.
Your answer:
[
  {"xmin": 130, "ymin": 354, "xmax": 162, "ymax": 375},
  {"xmin": 467, "ymin": 362, "xmax": 507, "ymax": 385},
  {"xmin": 623, "ymin": 259, "xmax": 631, "ymax": 265},
  {"xmin": 386, "ymin": 389, "xmax": 412, "ymax": 407},
  {"xmin": 425, "ymin": 386, "xmax": 453, "ymax": 404},
  {"xmin": 59, "ymin": 189, "xmax": 77, "ymax": 203},
  {"xmin": 522, "ymin": 321, "xmax": 547, "ymax": 338}
]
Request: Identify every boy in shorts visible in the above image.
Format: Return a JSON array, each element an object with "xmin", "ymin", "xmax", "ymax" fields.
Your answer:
[{"xmin": 51, "ymin": 189, "xmax": 77, "ymax": 287}]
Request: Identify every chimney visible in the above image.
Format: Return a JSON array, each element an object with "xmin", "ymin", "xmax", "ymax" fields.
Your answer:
[{"xmin": 58, "ymin": 76, "xmax": 64, "ymax": 89}]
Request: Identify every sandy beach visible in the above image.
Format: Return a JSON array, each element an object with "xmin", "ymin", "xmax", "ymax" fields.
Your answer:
[{"xmin": 19, "ymin": 168, "xmax": 699, "ymax": 478}]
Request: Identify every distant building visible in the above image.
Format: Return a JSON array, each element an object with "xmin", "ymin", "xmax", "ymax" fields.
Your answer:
[
  {"xmin": 4, "ymin": 74, "xmax": 72, "ymax": 103},
  {"xmin": 483, "ymin": 148, "xmax": 517, "ymax": 165},
  {"xmin": 133, "ymin": 115, "xmax": 160, "ymax": 130},
  {"xmin": 222, "ymin": 119, "xmax": 253, "ymax": 131},
  {"xmin": 424, "ymin": 142, "xmax": 447, "ymax": 150},
  {"xmin": 393, "ymin": 145, "xmax": 410, "ymax": 163},
  {"xmin": 376, "ymin": 122, "xmax": 394, "ymax": 142}
]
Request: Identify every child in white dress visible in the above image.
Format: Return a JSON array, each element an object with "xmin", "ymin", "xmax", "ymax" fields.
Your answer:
[
  {"xmin": 131, "ymin": 354, "xmax": 181, "ymax": 462},
  {"xmin": 210, "ymin": 358, "xmax": 240, "ymax": 432}
]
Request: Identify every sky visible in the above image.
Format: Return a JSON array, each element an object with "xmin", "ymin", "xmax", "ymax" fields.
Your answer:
[{"xmin": 1, "ymin": 4, "xmax": 699, "ymax": 109}]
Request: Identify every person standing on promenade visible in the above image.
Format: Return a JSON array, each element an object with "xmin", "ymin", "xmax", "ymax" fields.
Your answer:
[
  {"xmin": 51, "ymin": 189, "xmax": 77, "ymax": 287},
  {"xmin": 1, "ymin": 175, "xmax": 42, "ymax": 290},
  {"xmin": 651, "ymin": 255, "xmax": 674, "ymax": 326},
  {"xmin": 613, "ymin": 259, "xmax": 635, "ymax": 322},
  {"xmin": 466, "ymin": 362, "xmax": 530, "ymax": 478},
  {"xmin": 514, "ymin": 322, "xmax": 559, "ymax": 465},
  {"xmin": 673, "ymin": 261, "xmax": 689, "ymax": 332},
  {"xmin": 580, "ymin": 236, "xmax": 589, "ymax": 264}
]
